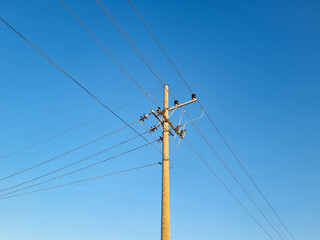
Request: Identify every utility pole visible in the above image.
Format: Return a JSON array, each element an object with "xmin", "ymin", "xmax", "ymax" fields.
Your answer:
[
  {"xmin": 161, "ymin": 84, "xmax": 170, "ymax": 240},
  {"xmin": 148, "ymin": 84, "xmax": 197, "ymax": 240}
]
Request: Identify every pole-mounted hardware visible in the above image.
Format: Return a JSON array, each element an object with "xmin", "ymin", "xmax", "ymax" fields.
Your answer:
[
  {"xmin": 150, "ymin": 92, "xmax": 197, "ymax": 139},
  {"xmin": 137, "ymin": 86, "xmax": 197, "ymax": 240},
  {"xmin": 139, "ymin": 114, "xmax": 148, "ymax": 122}
]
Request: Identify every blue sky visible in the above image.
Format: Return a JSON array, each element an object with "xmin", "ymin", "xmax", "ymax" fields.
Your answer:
[{"xmin": 0, "ymin": 0, "xmax": 319, "ymax": 239}]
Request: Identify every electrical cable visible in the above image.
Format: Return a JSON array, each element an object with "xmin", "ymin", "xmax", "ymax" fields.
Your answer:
[
  {"xmin": 0, "ymin": 162, "xmax": 160, "ymax": 200},
  {"xmin": 0, "ymin": 121, "xmax": 137, "ymax": 182},
  {"xmin": 126, "ymin": 1, "xmax": 295, "ymax": 239},
  {"xmin": 92, "ymin": 2, "xmax": 286, "ymax": 236},
  {"xmin": 0, "ymin": 140, "xmax": 158, "ymax": 198},
  {"xmin": 0, "ymin": 87, "xmax": 162, "ymax": 161},
  {"xmin": 96, "ymin": 0, "xmax": 166, "ymax": 87},
  {"xmin": 182, "ymin": 109, "xmax": 204, "ymax": 130},
  {"xmin": 184, "ymin": 110, "xmax": 287, "ymax": 240},
  {"xmin": 0, "ymin": 16, "xmax": 162, "ymax": 163},
  {"xmin": 58, "ymin": 1, "xmax": 171, "ymax": 162},
  {"xmin": 0, "ymin": 131, "xmax": 149, "ymax": 194},
  {"xmin": 59, "ymin": 0, "xmax": 158, "ymax": 107},
  {"xmin": 185, "ymin": 138, "xmax": 275, "ymax": 240}
]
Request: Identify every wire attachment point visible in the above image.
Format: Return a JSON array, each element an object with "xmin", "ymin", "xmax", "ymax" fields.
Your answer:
[{"xmin": 139, "ymin": 114, "xmax": 148, "ymax": 122}]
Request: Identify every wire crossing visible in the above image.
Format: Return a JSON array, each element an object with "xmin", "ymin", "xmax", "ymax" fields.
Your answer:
[
  {"xmin": 75, "ymin": 1, "xmax": 287, "ymax": 237},
  {"xmin": 58, "ymin": 0, "xmax": 172, "ymax": 162},
  {"xmin": 126, "ymin": 1, "xmax": 296, "ymax": 239},
  {"xmin": 0, "ymin": 16, "xmax": 160, "ymax": 162},
  {"xmin": 0, "ymin": 87, "xmax": 162, "ymax": 161},
  {"xmin": 0, "ymin": 3, "xmax": 297, "ymax": 240}
]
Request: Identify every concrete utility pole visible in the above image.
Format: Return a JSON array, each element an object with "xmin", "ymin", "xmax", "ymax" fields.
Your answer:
[
  {"xmin": 150, "ymin": 84, "xmax": 197, "ymax": 240},
  {"xmin": 161, "ymin": 85, "xmax": 170, "ymax": 240}
]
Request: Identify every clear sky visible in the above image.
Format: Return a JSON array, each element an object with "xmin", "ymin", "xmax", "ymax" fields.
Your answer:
[{"xmin": 0, "ymin": 0, "xmax": 319, "ymax": 239}]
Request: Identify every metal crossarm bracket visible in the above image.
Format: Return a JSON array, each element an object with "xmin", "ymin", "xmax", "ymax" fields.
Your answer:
[
  {"xmin": 150, "ymin": 95, "xmax": 197, "ymax": 139},
  {"xmin": 167, "ymin": 98, "xmax": 197, "ymax": 111}
]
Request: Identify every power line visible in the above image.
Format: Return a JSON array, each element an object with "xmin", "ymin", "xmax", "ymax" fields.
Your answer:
[
  {"xmin": 0, "ymin": 131, "xmax": 149, "ymax": 194},
  {"xmin": 0, "ymin": 121, "xmax": 137, "ymax": 182},
  {"xmin": 106, "ymin": 0, "xmax": 286, "ymax": 234},
  {"xmin": 81, "ymin": 0, "xmax": 288, "ymax": 237},
  {"xmin": 1, "ymin": 4, "xmax": 292, "ymax": 239},
  {"xmin": 184, "ymin": 110, "xmax": 287, "ymax": 240},
  {"xmin": 0, "ymin": 162, "xmax": 160, "ymax": 200},
  {"xmin": 185, "ymin": 138, "xmax": 274, "ymax": 240},
  {"xmin": 96, "ymin": 0, "xmax": 165, "ymax": 87},
  {"xmin": 59, "ymin": 0, "xmax": 160, "ymax": 107},
  {"xmin": 126, "ymin": 1, "xmax": 295, "ymax": 239},
  {"xmin": 0, "ymin": 16, "xmax": 160, "ymax": 161},
  {"xmin": 93, "ymin": 2, "xmax": 286, "ymax": 237},
  {"xmin": 57, "ymin": 0, "xmax": 171, "ymax": 162},
  {"xmin": 0, "ymin": 87, "xmax": 162, "ymax": 161},
  {"xmin": 0, "ymin": 140, "xmax": 158, "ymax": 199},
  {"xmin": 127, "ymin": 0, "xmax": 193, "ymax": 93}
]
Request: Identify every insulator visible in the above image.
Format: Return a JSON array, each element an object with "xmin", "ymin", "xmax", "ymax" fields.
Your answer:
[
  {"xmin": 179, "ymin": 131, "xmax": 183, "ymax": 138},
  {"xmin": 174, "ymin": 100, "xmax": 179, "ymax": 105},
  {"xmin": 192, "ymin": 93, "xmax": 196, "ymax": 99}
]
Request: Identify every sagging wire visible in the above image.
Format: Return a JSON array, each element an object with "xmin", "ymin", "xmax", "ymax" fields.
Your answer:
[
  {"xmin": 169, "ymin": 158, "xmax": 173, "ymax": 169},
  {"xmin": 139, "ymin": 120, "xmax": 151, "ymax": 130},
  {"xmin": 138, "ymin": 110, "xmax": 163, "ymax": 150},
  {"xmin": 170, "ymin": 137, "xmax": 181, "ymax": 150},
  {"xmin": 147, "ymin": 93, "xmax": 163, "ymax": 102},
  {"xmin": 150, "ymin": 131, "xmax": 161, "ymax": 147},
  {"xmin": 169, "ymin": 132, "xmax": 178, "ymax": 142},
  {"xmin": 170, "ymin": 109, "xmax": 184, "ymax": 150},
  {"xmin": 182, "ymin": 109, "xmax": 204, "ymax": 130}
]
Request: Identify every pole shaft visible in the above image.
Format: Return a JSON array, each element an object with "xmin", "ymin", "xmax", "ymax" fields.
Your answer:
[{"xmin": 161, "ymin": 85, "xmax": 170, "ymax": 240}]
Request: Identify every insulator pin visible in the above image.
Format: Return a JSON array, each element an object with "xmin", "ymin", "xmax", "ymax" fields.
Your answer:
[{"xmin": 139, "ymin": 114, "xmax": 148, "ymax": 122}]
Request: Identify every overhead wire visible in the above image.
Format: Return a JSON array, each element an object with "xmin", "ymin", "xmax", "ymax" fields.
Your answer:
[
  {"xmin": 184, "ymin": 110, "xmax": 287, "ymax": 240},
  {"xmin": 58, "ymin": 0, "xmax": 171, "ymax": 161},
  {"xmin": 1, "ymin": 5, "xmax": 289, "ymax": 239},
  {"xmin": 93, "ymin": 1, "xmax": 283, "ymax": 236},
  {"xmin": 95, "ymin": 0, "xmax": 166, "ymax": 87},
  {"xmin": 185, "ymin": 138, "xmax": 274, "ymax": 240},
  {"xmin": 182, "ymin": 109, "xmax": 204, "ymax": 130},
  {"xmin": 95, "ymin": 0, "xmax": 193, "ymax": 171},
  {"xmin": 0, "ymin": 121, "xmax": 137, "ymax": 182},
  {"xmin": 0, "ymin": 131, "xmax": 150, "ymax": 194},
  {"xmin": 127, "ymin": 0, "xmax": 192, "ymax": 92},
  {"xmin": 0, "ymin": 139, "xmax": 158, "ymax": 198},
  {"xmin": 0, "ymin": 162, "xmax": 160, "ymax": 200},
  {"xmin": 0, "ymin": 87, "xmax": 162, "ymax": 161},
  {"xmin": 0, "ymin": 16, "xmax": 161, "ymax": 163},
  {"xmin": 59, "ymin": 0, "xmax": 158, "ymax": 107},
  {"xmin": 126, "ymin": 1, "xmax": 295, "ymax": 239}
]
